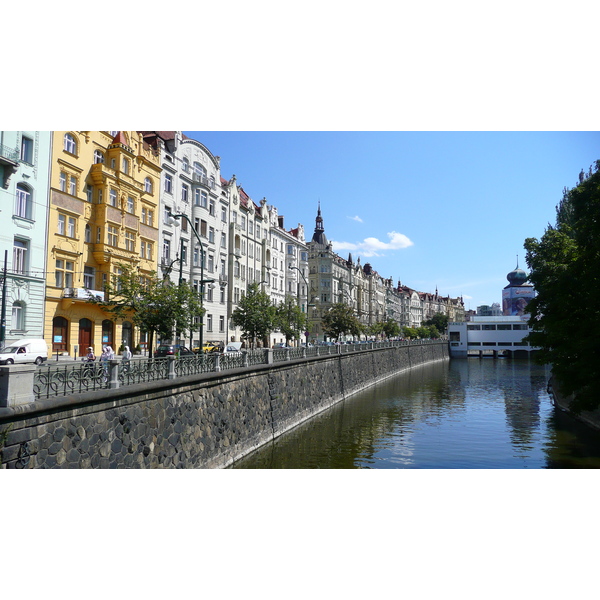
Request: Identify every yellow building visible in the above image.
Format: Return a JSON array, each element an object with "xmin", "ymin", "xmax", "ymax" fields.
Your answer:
[{"xmin": 44, "ymin": 131, "xmax": 161, "ymax": 356}]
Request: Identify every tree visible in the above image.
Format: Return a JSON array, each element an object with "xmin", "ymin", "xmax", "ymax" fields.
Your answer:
[
  {"xmin": 403, "ymin": 326, "xmax": 418, "ymax": 339},
  {"xmin": 524, "ymin": 161, "xmax": 600, "ymax": 412},
  {"xmin": 367, "ymin": 321, "xmax": 385, "ymax": 339},
  {"xmin": 383, "ymin": 319, "xmax": 401, "ymax": 339},
  {"xmin": 321, "ymin": 302, "xmax": 362, "ymax": 341},
  {"xmin": 275, "ymin": 295, "xmax": 308, "ymax": 346},
  {"xmin": 231, "ymin": 283, "xmax": 276, "ymax": 348},
  {"xmin": 424, "ymin": 313, "xmax": 449, "ymax": 333},
  {"xmin": 88, "ymin": 264, "xmax": 204, "ymax": 357}
]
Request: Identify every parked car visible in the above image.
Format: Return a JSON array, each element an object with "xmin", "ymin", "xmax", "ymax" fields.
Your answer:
[
  {"xmin": 0, "ymin": 339, "xmax": 48, "ymax": 365},
  {"xmin": 193, "ymin": 341, "xmax": 222, "ymax": 354},
  {"xmin": 272, "ymin": 343, "xmax": 290, "ymax": 349},
  {"xmin": 223, "ymin": 342, "xmax": 244, "ymax": 354},
  {"xmin": 155, "ymin": 344, "xmax": 194, "ymax": 357}
]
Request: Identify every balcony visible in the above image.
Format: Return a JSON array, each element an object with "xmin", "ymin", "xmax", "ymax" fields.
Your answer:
[
  {"xmin": 192, "ymin": 172, "xmax": 216, "ymax": 189},
  {"xmin": 63, "ymin": 287, "xmax": 105, "ymax": 301},
  {"xmin": 0, "ymin": 144, "xmax": 19, "ymax": 188}
]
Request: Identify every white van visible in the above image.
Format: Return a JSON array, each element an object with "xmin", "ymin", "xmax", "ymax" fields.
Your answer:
[{"xmin": 0, "ymin": 339, "xmax": 48, "ymax": 366}]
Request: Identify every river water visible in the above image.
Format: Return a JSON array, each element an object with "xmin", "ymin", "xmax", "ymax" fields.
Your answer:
[{"xmin": 232, "ymin": 358, "xmax": 600, "ymax": 468}]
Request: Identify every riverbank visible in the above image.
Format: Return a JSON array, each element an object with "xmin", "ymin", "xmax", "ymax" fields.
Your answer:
[{"xmin": 548, "ymin": 375, "xmax": 600, "ymax": 432}]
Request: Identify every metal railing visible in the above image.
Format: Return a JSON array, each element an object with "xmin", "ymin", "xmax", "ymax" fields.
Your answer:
[{"xmin": 32, "ymin": 339, "xmax": 443, "ymax": 400}]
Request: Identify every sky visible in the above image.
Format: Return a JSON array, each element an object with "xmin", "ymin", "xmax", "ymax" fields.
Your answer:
[{"xmin": 183, "ymin": 131, "xmax": 599, "ymax": 311}]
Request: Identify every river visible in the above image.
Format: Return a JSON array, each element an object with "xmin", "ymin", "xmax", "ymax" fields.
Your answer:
[{"xmin": 231, "ymin": 358, "xmax": 600, "ymax": 468}]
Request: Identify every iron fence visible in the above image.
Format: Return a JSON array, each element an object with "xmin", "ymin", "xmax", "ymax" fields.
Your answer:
[{"xmin": 31, "ymin": 339, "xmax": 443, "ymax": 400}]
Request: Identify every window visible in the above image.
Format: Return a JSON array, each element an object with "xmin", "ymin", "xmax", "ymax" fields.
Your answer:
[
  {"xmin": 127, "ymin": 196, "xmax": 134, "ymax": 213},
  {"xmin": 234, "ymin": 287, "xmax": 240, "ymax": 304},
  {"xmin": 241, "ymin": 215, "xmax": 246, "ymax": 230},
  {"xmin": 109, "ymin": 188, "xmax": 117, "ymax": 207},
  {"xmin": 57, "ymin": 214, "xmax": 65, "ymax": 235},
  {"xmin": 182, "ymin": 157, "xmax": 189, "ymax": 172},
  {"xmin": 209, "ymin": 200, "xmax": 215, "ymax": 216},
  {"xmin": 141, "ymin": 240, "xmax": 146, "ymax": 259},
  {"xmin": 83, "ymin": 266, "xmax": 95, "ymax": 289},
  {"xmin": 97, "ymin": 227, "xmax": 102, "ymax": 243},
  {"xmin": 206, "ymin": 314, "xmax": 213, "ymax": 332},
  {"xmin": 256, "ymin": 224, "xmax": 260, "ymax": 239},
  {"xmin": 163, "ymin": 239, "xmax": 171, "ymax": 262},
  {"xmin": 513, "ymin": 324, "xmax": 528, "ymax": 330},
  {"xmin": 125, "ymin": 230, "xmax": 135, "ymax": 252},
  {"xmin": 193, "ymin": 246, "xmax": 199, "ymax": 266},
  {"xmin": 206, "ymin": 286, "xmax": 213, "ymax": 302},
  {"xmin": 249, "ymin": 221, "xmax": 254, "ymax": 236},
  {"xmin": 85, "ymin": 224, "xmax": 91, "ymax": 243},
  {"xmin": 209, "ymin": 227, "xmax": 215, "ymax": 244},
  {"xmin": 107, "ymin": 225, "xmax": 118, "ymax": 247},
  {"xmin": 110, "ymin": 158, "xmax": 116, "ymax": 169},
  {"xmin": 146, "ymin": 242, "xmax": 153, "ymax": 260},
  {"xmin": 144, "ymin": 177, "xmax": 152, "ymax": 193},
  {"xmin": 59, "ymin": 171, "xmax": 67, "ymax": 192},
  {"xmin": 181, "ymin": 243, "xmax": 187, "ymax": 264},
  {"xmin": 55, "ymin": 259, "xmax": 74, "ymax": 287},
  {"xmin": 164, "ymin": 173, "xmax": 173, "ymax": 193},
  {"xmin": 200, "ymin": 220, "xmax": 207, "ymax": 237},
  {"xmin": 207, "ymin": 254, "xmax": 214, "ymax": 273},
  {"xmin": 64, "ymin": 133, "xmax": 76, "ymax": 154},
  {"xmin": 219, "ymin": 315, "xmax": 225, "ymax": 332},
  {"xmin": 141, "ymin": 207, "xmax": 147, "ymax": 224},
  {"xmin": 93, "ymin": 150, "xmax": 104, "ymax": 164},
  {"xmin": 122, "ymin": 158, "xmax": 129, "ymax": 174},
  {"xmin": 182, "ymin": 184, "xmax": 189, "ymax": 203},
  {"xmin": 15, "ymin": 184, "xmax": 32, "ymax": 219},
  {"xmin": 13, "ymin": 239, "xmax": 28, "ymax": 274},
  {"xmin": 86, "ymin": 184, "xmax": 93, "ymax": 203},
  {"xmin": 20, "ymin": 136, "xmax": 33, "ymax": 164},
  {"xmin": 147, "ymin": 210, "xmax": 153, "ymax": 227},
  {"xmin": 221, "ymin": 233, "xmax": 227, "ymax": 249},
  {"xmin": 67, "ymin": 216, "xmax": 76, "ymax": 238},
  {"xmin": 194, "ymin": 162, "xmax": 206, "ymax": 179},
  {"xmin": 221, "ymin": 207, "xmax": 227, "ymax": 222},
  {"xmin": 69, "ymin": 175, "xmax": 76, "ymax": 196},
  {"xmin": 11, "ymin": 302, "xmax": 24, "ymax": 330},
  {"xmin": 98, "ymin": 189, "xmax": 103, "ymax": 204}
]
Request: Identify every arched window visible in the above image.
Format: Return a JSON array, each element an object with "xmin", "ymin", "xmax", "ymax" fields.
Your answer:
[
  {"xmin": 144, "ymin": 177, "xmax": 153, "ymax": 193},
  {"xmin": 11, "ymin": 301, "xmax": 25, "ymax": 330},
  {"xmin": 15, "ymin": 183, "xmax": 32, "ymax": 219},
  {"xmin": 93, "ymin": 150, "xmax": 104, "ymax": 164},
  {"xmin": 63, "ymin": 133, "xmax": 76, "ymax": 154}
]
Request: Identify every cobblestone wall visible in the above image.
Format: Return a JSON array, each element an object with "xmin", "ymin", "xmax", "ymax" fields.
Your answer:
[{"xmin": 0, "ymin": 343, "xmax": 448, "ymax": 469}]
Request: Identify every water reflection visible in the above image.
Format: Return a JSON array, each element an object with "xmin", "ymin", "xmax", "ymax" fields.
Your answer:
[{"xmin": 232, "ymin": 359, "xmax": 600, "ymax": 469}]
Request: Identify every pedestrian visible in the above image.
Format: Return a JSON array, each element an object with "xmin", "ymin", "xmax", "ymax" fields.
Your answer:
[
  {"xmin": 106, "ymin": 346, "xmax": 115, "ymax": 359},
  {"xmin": 121, "ymin": 345, "xmax": 132, "ymax": 372},
  {"xmin": 86, "ymin": 347, "xmax": 95, "ymax": 362}
]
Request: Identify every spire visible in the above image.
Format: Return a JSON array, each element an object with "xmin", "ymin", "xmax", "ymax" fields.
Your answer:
[{"xmin": 311, "ymin": 202, "xmax": 328, "ymax": 246}]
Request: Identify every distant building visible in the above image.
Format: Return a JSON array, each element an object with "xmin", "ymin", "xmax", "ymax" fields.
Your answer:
[
  {"xmin": 477, "ymin": 302, "xmax": 502, "ymax": 316},
  {"xmin": 502, "ymin": 263, "xmax": 534, "ymax": 316}
]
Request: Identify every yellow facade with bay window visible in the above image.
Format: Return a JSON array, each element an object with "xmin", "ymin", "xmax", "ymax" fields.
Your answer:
[{"xmin": 44, "ymin": 131, "xmax": 161, "ymax": 356}]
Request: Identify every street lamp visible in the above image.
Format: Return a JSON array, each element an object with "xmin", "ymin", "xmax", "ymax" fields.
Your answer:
[
  {"xmin": 168, "ymin": 211, "xmax": 215, "ymax": 353},
  {"xmin": 288, "ymin": 265, "xmax": 315, "ymax": 347}
]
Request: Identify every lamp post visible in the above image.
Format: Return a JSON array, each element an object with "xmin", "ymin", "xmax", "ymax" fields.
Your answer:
[
  {"xmin": 168, "ymin": 212, "xmax": 215, "ymax": 353},
  {"xmin": 288, "ymin": 265, "xmax": 315, "ymax": 347}
]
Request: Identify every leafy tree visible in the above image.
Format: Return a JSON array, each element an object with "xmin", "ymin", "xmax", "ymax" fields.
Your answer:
[
  {"xmin": 275, "ymin": 295, "xmax": 308, "ymax": 346},
  {"xmin": 231, "ymin": 283, "xmax": 276, "ymax": 348},
  {"xmin": 88, "ymin": 264, "xmax": 204, "ymax": 357},
  {"xmin": 383, "ymin": 319, "xmax": 401, "ymax": 339},
  {"xmin": 367, "ymin": 321, "xmax": 385, "ymax": 338},
  {"xmin": 403, "ymin": 326, "xmax": 418, "ymax": 339},
  {"xmin": 321, "ymin": 303, "xmax": 362, "ymax": 341},
  {"xmin": 524, "ymin": 161, "xmax": 600, "ymax": 412},
  {"xmin": 424, "ymin": 313, "xmax": 449, "ymax": 333},
  {"xmin": 417, "ymin": 325, "xmax": 439, "ymax": 339}
]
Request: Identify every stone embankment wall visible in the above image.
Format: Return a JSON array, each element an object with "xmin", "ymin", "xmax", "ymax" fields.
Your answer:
[{"xmin": 0, "ymin": 342, "xmax": 448, "ymax": 469}]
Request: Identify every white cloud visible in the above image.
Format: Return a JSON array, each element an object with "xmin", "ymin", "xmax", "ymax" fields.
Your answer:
[
  {"xmin": 348, "ymin": 215, "xmax": 363, "ymax": 223},
  {"xmin": 332, "ymin": 231, "xmax": 414, "ymax": 257}
]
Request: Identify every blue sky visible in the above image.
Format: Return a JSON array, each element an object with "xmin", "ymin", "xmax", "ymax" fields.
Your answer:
[{"xmin": 184, "ymin": 131, "xmax": 599, "ymax": 311}]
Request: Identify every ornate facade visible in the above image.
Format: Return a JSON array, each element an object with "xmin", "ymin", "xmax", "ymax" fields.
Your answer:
[{"xmin": 44, "ymin": 131, "xmax": 161, "ymax": 355}]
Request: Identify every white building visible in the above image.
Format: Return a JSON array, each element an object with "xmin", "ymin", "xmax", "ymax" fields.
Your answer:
[
  {"xmin": 142, "ymin": 131, "xmax": 229, "ymax": 349},
  {"xmin": 448, "ymin": 315, "xmax": 534, "ymax": 358},
  {"xmin": 0, "ymin": 131, "xmax": 52, "ymax": 345}
]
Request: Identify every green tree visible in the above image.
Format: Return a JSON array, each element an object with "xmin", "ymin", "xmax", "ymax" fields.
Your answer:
[
  {"xmin": 424, "ymin": 313, "xmax": 449, "ymax": 333},
  {"xmin": 367, "ymin": 321, "xmax": 385, "ymax": 339},
  {"xmin": 89, "ymin": 264, "xmax": 204, "ymax": 357},
  {"xmin": 321, "ymin": 303, "xmax": 362, "ymax": 341},
  {"xmin": 275, "ymin": 295, "xmax": 308, "ymax": 346},
  {"xmin": 231, "ymin": 283, "xmax": 276, "ymax": 348},
  {"xmin": 383, "ymin": 319, "xmax": 401, "ymax": 339},
  {"xmin": 403, "ymin": 326, "xmax": 418, "ymax": 339},
  {"xmin": 524, "ymin": 161, "xmax": 600, "ymax": 412}
]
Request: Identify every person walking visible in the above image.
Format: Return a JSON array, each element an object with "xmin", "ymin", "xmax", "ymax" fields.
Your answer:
[{"xmin": 121, "ymin": 345, "xmax": 132, "ymax": 373}]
